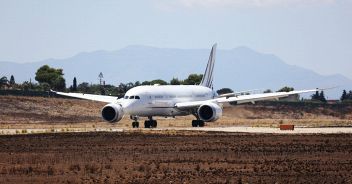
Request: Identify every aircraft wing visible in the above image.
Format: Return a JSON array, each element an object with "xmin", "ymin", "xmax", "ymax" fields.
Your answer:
[
  {"xmin": 52, "ymin": 90, "xmax": 119, "ymax": 103},
  {"xmin": 175, "ymin": 89, "xmax": 319, "ymax": 108},
  {"xmin": 217, "ymin": 89, "xmax": 263, "ymax": 98}
]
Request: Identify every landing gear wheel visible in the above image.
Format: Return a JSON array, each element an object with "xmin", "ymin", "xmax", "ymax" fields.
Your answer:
[
  {"xmin": 144, "ymin": 120, "xmax": 157, "ymax": 128},
  {"xmin": 192, "ymin": 120, "xmax": 197, "ymax": 127},
  {"xmin": 192, "ymin": 120, "xmax": 205, "ymax": 127},
  {"xmin": 132, "ymin": 121, "xmax": 139, "ymax": 128},
  {"xmin": 198, "ymin": 121, "xmax": 205, "ymax": 127},
  {"xmin": 144, "ymin": 120, "xmax": 151, "ymax": 128},
  {"xmin": 152, "ymin": 120, "xmax": 157, "ymax": 128}
]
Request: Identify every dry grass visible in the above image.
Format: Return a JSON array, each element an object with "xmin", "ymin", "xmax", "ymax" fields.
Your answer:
[{"xmin": 1, "ymin": 96, "xmax": 352, "ymax": 130}]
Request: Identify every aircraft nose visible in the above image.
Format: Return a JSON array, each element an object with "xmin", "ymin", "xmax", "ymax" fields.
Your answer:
[{"xmin": 121, "ymin": 100, "xmax": 137, "ymax": 113}]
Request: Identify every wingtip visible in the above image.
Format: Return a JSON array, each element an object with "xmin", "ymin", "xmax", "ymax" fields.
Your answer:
[{"xmin": 316, "ymin": 86, "xmax": 339, "ymax": 91}]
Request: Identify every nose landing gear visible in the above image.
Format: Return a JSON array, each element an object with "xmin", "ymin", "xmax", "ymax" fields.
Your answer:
[
  {"xmin": 130, "ymin": 115, "xmax": 139, "ymax": 128},
  {"xmin": 130, "ymin": 116, "xmax": 158, "ymax": 128},
  {"xmin": 132, "ymin": 121, "xmax": 139, "ymax": 128}
]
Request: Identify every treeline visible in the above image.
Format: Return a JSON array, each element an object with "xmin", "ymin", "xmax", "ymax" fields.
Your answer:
[
  {"xmin": 1, "ymin": 65, "xmax": 351, "ymax": 102},
  {"xmin": 340, "ymin": 90, "xmax": 352, "ymax": 102},
  {"xmin": 71, "ymin": 74, "xmax": 203, "ymax": 97},
  {"xmin": 0, "ymin": 65, "xmax": 203, "ymax": 97},
  {"xmin": 216, "ymin": 86, "xmax": 349, "ymax": 103}
]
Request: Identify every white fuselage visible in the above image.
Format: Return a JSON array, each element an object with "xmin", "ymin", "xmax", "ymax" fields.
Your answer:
[{"xmin": 120, "ymin": 85, "xmax": 215, "ymax": 117}]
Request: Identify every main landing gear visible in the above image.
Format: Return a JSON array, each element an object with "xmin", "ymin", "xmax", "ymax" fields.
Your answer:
[
  {"xmin": 130, "ymin": 116, "xmax": 157, "ymax": 128},
  {"xmin": 191, "ymin": 112, "xmax": 205, "ymax": 127},
  {"xmin": 192, "ymin": 120, "xmax": 205, "ymax": 127},
  {"xmin": 144, "ymin": 116, "xmax": 157, "ymax": 128}
]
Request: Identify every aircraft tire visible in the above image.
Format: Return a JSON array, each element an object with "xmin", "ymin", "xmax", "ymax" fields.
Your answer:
[
  {"xmin": 132, "ymin": 121, "xmax": 139, "ymax": 128},
  {"xmin": 198, "ymin": 120, "xmax": 205, "ymax": 127},
  {"xmin": 144, "ymin": 120, "xmax": 151, "ymax": 128},
  {"xmin": 152, "ymin": 120, "xmax": 157, "ymax": 128},
  {"xmin": 192, "ymin": 120, "xmax": 197, "ymax": 127}
]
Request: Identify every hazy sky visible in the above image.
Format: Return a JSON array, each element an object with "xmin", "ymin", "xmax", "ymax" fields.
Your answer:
[{"xmin": 1, "ymin": 0, "xmax": 351, "ymax": 79}]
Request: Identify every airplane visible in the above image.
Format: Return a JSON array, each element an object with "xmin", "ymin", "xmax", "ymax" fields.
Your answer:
[{"xmin": 53, "ymin": 44, "xmax": 321, "ymax": 128}]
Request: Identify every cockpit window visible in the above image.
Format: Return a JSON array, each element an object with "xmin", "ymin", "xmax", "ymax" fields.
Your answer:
[
  {"xmin": 129, "ymin": 96, "xmax": 135, "ymax": 99},
  {"xmin": 124, "ymin": 96, "xmax": 129, "ymax": 99},
  {"xmin": 135, "ymin": 96, "xmax": 140, "ymax": 99}
]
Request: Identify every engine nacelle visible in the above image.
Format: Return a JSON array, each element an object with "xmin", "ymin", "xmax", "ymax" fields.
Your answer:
[
  {"xmin": 197, "ymin": 103, "xmax": 222, "ymax": 122},
  {"xmin": 101, "ymin": 103, "xmax": 124, "ymax": 123}
]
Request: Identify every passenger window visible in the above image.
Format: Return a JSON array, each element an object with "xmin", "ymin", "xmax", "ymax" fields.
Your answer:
[
  {"xmin": 124, "ymin": 96, "xmax": 129, "ymax": 99},
  {"xmin": 129, "ymin": 96, "xmax": 135, "ymax": 99},
  {"xmin": 135, "ymin": 96, "xmax": 140, "ymax": 99}
]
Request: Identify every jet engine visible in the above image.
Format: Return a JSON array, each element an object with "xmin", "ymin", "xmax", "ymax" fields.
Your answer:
[
  {"xmin": 197, "ymin": 103, "xmax": 222, "ymax": 122},
  {"xmin": 101, "ymin": 103, "xmax": 124, "ymax": 123}
]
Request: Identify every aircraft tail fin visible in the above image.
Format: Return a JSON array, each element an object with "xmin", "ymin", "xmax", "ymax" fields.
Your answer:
[{"xmin": 200, "ymin": 43, "xmax": 217, "ymax": 89}]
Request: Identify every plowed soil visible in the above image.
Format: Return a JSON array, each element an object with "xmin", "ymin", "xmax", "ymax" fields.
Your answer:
[{"xmin": 0, "ymin": 131, "xmax": 351, "ymax": 183}]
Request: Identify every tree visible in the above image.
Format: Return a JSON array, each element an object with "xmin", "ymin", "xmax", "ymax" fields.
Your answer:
[
  {"xmin": 77, "ymin": 82, "xmax": 90, "ymax": 93},
  {"xmin": 217, "ymin": 88, "xmax": 233, "ymax": 95},
  {"xmin": 72, "ymin": 77, "xmax": 77, "ymax": 91},
  {"xmin": 118, "ymin": 83, "xmax": 128, "ymax": 93},
  {"xmin": 170, "ymin": 78, "xmax": 181, "ymax": 85},
  {"xmin": 141, "ymin": 81, "xmax": 151, "ymax": 85},
  {"xmin": 263, "ymin": 89, "xmax": 272, "ymax": 93},
  {"xmin": 183, "ymin": 74, "xmax": 203, "ymax": 85},
  {"xmin": 100, "ymin": 86, "xmax": 106, "ymax": 95},
  {"xmin": 348, "ymin": 91, "xmax": 352, "ymax": 100},
  {"xmin": 35, "ymin": 65, "xmax": 66, "ymax": 90},
  {"xmin": 52, "ymin": 77, "xmax": 66, "ymax": 91},
  {"xmin": 311, "ymin": 91, "xmax": 320, "ymax": 101},
  {"xmin": 0, "ymin": 76, "xmax": 8, "ymax": 89},
  {"xmin": 150, "ymin": 79, "xmax": 168, "ymax": 85},
  {"xmin": 39, "ymin": 82, "xmax": 50, "ymax": 91},
  {"xmin": 311, "ymin": 91, "xmax": 326, "ymax": 102},
  {"xmin": 319, "ymin": 91, "xmax": 327, "ymax": 103},
  {"xmin": 9, "ymin": 75, "xmax": 15, "ymax": 85},
  {"xmin": 341, "ymin": 90, "xmax": 347, "ymax": 101},
  {"xmin": 134, "ymin": 81, "xmax": 141, "ymax": 87},
  {"xmin": 277, "ymin": 86, "xmax": 294, "ymax": 92},
  {"xmin": 22, "ymin": 81, "xmax": 32, "ymax": 91},
  {"xmin": 123, "ymin": 82, "xmax": 134, "ymax": 92}
]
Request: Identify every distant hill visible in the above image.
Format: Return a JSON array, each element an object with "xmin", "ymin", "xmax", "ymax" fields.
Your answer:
[{"xmin": 1, "ymin": 45, "xmax": 351, "ymax": 99}]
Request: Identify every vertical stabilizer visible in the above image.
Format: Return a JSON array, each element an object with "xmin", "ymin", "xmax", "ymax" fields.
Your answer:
[{"xmin": 200, "ymin": 44, "xmax": 217, "ymax": 88}]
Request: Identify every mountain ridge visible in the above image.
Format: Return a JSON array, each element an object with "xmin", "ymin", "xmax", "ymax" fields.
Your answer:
[{"xmin": 1, "ymin": 45, "xmax": 351, "ymax": 99}]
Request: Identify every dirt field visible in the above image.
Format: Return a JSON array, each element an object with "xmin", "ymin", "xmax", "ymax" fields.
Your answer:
[
  {"xmin": 0, "ymin": 131, "xmax": 351, "ymax": 183},
  {"xmin": 1, "ymin": 96, "xmax": 352, "ymax": 129},
  {"xmin": 1, "ymin": 96, "xmax": 352, "ymax": 183}
]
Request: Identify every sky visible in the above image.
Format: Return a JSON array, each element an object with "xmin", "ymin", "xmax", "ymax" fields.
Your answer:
[{"xmin": 0, "ymin": 0, "xmax": 351, "ymax": 79}]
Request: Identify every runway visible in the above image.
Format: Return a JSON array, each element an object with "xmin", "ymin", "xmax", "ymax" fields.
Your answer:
[
  {"xmin": 170, "ymin": 126, "xmax": 352, "ymax": 134},
  {"xmin": 1, "ymin": 126, "xmax": 352, "ymax": 135}
]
